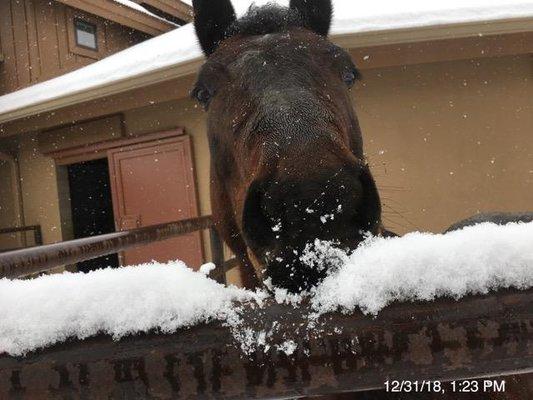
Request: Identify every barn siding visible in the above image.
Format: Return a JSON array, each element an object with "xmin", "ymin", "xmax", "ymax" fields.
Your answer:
[
  {"xmin": 0, "ymin": 1, "xmax": 17, "ymax": 92},
  {"xmin": 11, "ymin": 0, "xmax": 32, "ymax": 88},
  {"xmin": 0, "ymin": 0, "xmax": 148, "ymax": 95},
  {"xmin": 25, "ymin": 0, "xmax": 42, "ymax": 83},
  {"xmin": 355, "ymin": 55, "xmax": 533, "ymax": 234}
]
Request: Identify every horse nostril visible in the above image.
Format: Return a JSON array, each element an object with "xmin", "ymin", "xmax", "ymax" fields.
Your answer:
[{"xmin": 242, "ymin": 180, "xmax": 275, "ymax": 251}]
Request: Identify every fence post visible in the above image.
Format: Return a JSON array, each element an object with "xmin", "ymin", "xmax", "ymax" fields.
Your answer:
[
  {"xmin": 33, "ymin": 226, "xmax": 43, "ymax": 246},
  {"xmin": 209, "ymin": 227, "xmax": 226, "ymax": 284}
]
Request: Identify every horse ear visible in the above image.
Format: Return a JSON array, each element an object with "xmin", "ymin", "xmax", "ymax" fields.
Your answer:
[
  {"xmin": 192, "ymin": 0, "xmax": 236, "ymax": 56},
  {"xmin": 290, "ymin": 0, "xmax": 332, "ymax": 36}
]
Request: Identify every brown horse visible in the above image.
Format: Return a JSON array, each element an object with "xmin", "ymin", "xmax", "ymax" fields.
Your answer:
[
  {"xmin": 445, "ymin": 212, "xmax": 533, "ymax": 232},
  {"xmin": 191, "ymin": 0, "xmax": 383, "ymax": 291}
]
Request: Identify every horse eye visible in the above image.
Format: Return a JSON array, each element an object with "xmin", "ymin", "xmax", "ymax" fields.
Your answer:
[
  {"xmin": 193, "ymin": 86, "xmax": 212, "ymax": 107},
  {"xmin": 342, "ymin": 71, "xmax": 356, "ymax": 87}
]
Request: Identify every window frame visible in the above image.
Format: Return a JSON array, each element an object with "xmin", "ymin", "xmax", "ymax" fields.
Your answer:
[
  {"xmin": 73, "ymin": 18, "xmax": 99, "ymax": 52},
  {"xmin": 67, "ymin": 9, "xmax": 104, "ymax": 60}
]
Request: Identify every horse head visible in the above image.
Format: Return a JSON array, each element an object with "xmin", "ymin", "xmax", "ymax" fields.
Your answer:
[{"xmin": 192, "ymin": 0, "xmax": 382, "ymax": 291}]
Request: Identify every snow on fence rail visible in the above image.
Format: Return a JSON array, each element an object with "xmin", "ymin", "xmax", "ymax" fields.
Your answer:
[{"xmin": 1, "ymin": 221, "xmax": 532, "ymax": 357}]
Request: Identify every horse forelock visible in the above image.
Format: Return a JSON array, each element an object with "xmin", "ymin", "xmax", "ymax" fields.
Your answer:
[{"xmin": 227, "ymin": 4, "xmax": 305, "ymax": 39}]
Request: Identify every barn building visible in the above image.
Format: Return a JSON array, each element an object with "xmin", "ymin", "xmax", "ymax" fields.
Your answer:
[{"xmin": 0, "ymin": 0, "xmax": 532, "ymax": 284}]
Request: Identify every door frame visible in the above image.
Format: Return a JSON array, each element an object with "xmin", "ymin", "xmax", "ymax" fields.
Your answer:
[
  {"xmin": 106, "ymin": 133, "xmax": 204, "ymax": 266},
  {"xmin": 47, "ymin": 128, "xmax": 185, "ymax": 166},
  {"xmin": 48, "ymin": 128, "xmax": 204, "ymax": 265},
  {"xmin": 107, "ymin": 135, "xmax": 199, "ymax": 230}
]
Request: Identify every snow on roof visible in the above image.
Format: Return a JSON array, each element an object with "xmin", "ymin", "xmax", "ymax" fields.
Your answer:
[
  {"xmin": 113, "ymin": 0, "xmax": 166, "ymax": 20},
  {"xmin": 0, "ymin": 0, "xmax": 533, "ymax": 123},
  {"xmin": 112, "ymin": 0, "xmax": 179, "ymax": 26},
  {"xmin": 1, "ymin": 221, "xmax": 532, "ymax": 356}
]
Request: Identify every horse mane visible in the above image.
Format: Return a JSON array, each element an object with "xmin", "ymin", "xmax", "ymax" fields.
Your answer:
[{"xmin": 228, "ymin": 4, "xmax": 305, "ymax": 37}]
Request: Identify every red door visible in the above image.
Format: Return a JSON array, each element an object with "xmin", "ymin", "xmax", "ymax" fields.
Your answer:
[{"xmin": 108, "ymin": 135, "xmax": 203, "ymax": 268}]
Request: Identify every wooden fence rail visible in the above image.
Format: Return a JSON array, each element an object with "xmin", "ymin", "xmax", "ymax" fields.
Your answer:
[
  {"xmin": 1, "ymin": 288, "xmax": 532, "ymax": 399},
  {"xmin": 0, "ymin": 225, "xmax": 43, "ymax": 252},
  {"xmin": 0, "ymin": 216, "xmax": 227, "ymax": 280}
]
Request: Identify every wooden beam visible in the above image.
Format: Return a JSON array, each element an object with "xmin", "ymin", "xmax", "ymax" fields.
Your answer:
[
  {"xmin": 132, "ymin": 0, "xmax": 193, "ymax": 22},
  {"xmin": 1, "ymin": 288, "xmax": 532, "ymax": 398},
  {"xmin": 56, "ymin": 0, "xmax": 175, "ymax": 36}
]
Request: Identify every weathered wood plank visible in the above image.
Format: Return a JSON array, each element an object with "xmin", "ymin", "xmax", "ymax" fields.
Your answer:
[
  {"xmin": 24, "ymin": 0, "xmax": 42, "ymax": 83},
  {"xmin": 1, "ymin": 288, "xmax": 532, "ymax": 399},
  {"xmin": 0, "ymin": 1, "xmax": 18, "ymax": 92},
  {"xmin": 10, "ymin": 0, "xmax": 32, "ymax": 87}
]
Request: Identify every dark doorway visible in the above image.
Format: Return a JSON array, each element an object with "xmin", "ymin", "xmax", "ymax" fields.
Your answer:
[{"xmin": 67, "ymin": 158, "xmax": 119, "ymax": 272}]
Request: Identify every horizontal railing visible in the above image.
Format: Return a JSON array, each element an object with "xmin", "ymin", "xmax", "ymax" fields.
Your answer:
[
  {"xmin": 0, "ymin": 225, "xmax": 43, "ymax": 252},
  {"xmin": 1, "ymin": 288, "xmax": 532, "ymax": 398},
  {"xmin": 0, "ymin": 216, "xmax": 230, "ymax": 282}
]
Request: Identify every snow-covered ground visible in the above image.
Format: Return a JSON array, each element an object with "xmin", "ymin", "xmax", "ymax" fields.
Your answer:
[
  {"xmin": 1, "ymin": 221, "xmax": 532, "ymax": 357},
  {"xmin": 1, "ymin": 0, "xmax": 533, "ymax": 120}
]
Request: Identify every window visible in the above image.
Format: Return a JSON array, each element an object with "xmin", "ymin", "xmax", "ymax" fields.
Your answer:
[
  {"xmin": 67, "ymin": 11, "xmax": 102, "ymax": 59},
  {"xmin": 74, "ymin": 19, "xmax": 98, "ymax": 51}
]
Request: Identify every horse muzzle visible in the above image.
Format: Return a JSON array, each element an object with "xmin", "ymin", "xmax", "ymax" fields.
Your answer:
[{"xmin": 242, "ymin": 163, "xmax": 381, "ymax": 291}]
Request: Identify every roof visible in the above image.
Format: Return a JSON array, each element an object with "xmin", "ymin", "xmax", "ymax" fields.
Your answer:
[
  {"xmin": 54, "ymin": 0, "xmax": 178, "ymax": 35},
  {"xmin": 1, "ymin": 0, "xmax": 533, "ymax": 125},
  {"xmin": 112, "ymin": 0, "xmax": 191, "ymax": 24},
  {"xmin": 113, "ymin": 0, "xmax": 164, "ymax": 19},
  {"xmin": 131, "ymin": 0, "xmax": 194, "ymax": 22}
]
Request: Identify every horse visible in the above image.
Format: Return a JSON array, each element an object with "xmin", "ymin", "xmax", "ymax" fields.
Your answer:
[
  {"xmin": 191, "ymin": 0, "xmax": 383, "ymax": 291},
  {"xmin": 445, "ymin": 212, "xmax": 533, "ymax": 232}
]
